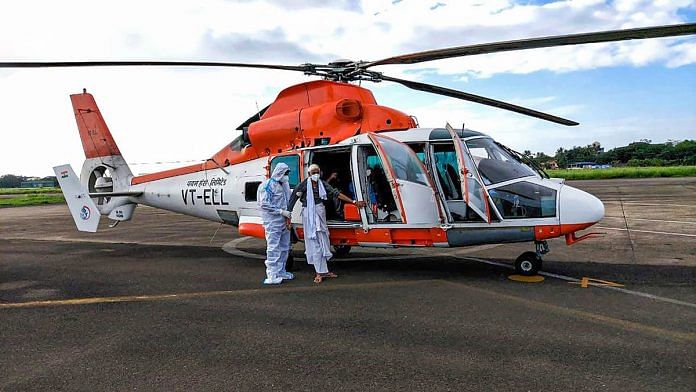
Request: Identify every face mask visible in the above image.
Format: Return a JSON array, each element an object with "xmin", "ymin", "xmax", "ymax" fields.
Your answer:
[
  {"xmin": 280, "ymin": 175, "xmax": 289, "ymax": 183},
  {"xmin": 366, "ymin": 169, "xmax": 372, "ymax": 176},
  {"xmin": 310, "ymin": 173, "xmax": 320, "ymax": 182}
]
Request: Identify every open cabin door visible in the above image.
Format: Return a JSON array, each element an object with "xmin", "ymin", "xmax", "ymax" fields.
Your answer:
[
  {"xmin": 445, "ymin": 123, "xmax": 492, "ymax": 223},
  {"xmin": 367, "ymin": 133, "xmax": 441, "ymax": 225}
]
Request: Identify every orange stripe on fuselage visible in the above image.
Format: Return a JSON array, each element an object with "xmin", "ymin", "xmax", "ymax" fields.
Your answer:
[{"xmin": 131, "ymin": 163, "xmax": 204, "ymax": 185}]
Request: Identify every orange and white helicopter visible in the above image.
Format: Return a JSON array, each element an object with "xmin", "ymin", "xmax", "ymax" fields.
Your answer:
[{"xmin": 3, "ymin": 23, "xmax": 695, "ymax": 275}]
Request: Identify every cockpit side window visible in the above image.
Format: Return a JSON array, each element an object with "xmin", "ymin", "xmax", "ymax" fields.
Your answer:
[
  {"xmin": 229, "ymin": 135, "xmax": 244, "ymax": 151},
  {"xmin": 465, "ymin": 138, "xmax": 536, "ymax": 184}
]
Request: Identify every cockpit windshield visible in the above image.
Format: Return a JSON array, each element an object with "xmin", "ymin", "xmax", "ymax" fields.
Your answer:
[{"xmin": 465, "ymin": 138, "xmax": 537, "ymax": 185}]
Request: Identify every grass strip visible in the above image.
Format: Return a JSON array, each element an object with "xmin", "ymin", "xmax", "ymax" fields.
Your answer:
[
  {"xmin": 0, "ymin": 194, "xmax": 65, "ymax": 208},
  {"xmin": 0, "ymin": 187, "xmax": 61, "ymax": 195},
  {"xmin": 547, "ymin": 166, "xmax": 696, "ymax": 180}
]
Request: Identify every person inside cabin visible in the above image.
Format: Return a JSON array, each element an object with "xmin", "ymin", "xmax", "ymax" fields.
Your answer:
[
  {"xmin": 366, "ymin": 165, "xmax": 398, "ymax": 220},
  {"xmin": 257, "ymin": 162, "xmax": 294, "ymax": 285},
  {"xmin": 325, "ymin": 171, "xmax": 356, "ymax": 219},
  {"xmin": 288, "ymin": 164, "xmax": 366, "ymax": 283}
]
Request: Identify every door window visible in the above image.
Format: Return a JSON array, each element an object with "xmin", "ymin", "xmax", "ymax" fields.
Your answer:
[
  {"xmin": 370, "ymin": 134, "xmax": 429, "ymax": 186},
  {"xmin": 446, "ymin": 124, "xmax": 491, "ymax": 223},
  {"xmin": 432, "ymin": 144, "xmax": 462, "ymax": 201},
  {"xmin": 270, "ymin": 155, "xmax": 300, "ymax": 189},
  {"xmin": 360, "ymin": 145, "xmax": 402, "ymax": 223}
]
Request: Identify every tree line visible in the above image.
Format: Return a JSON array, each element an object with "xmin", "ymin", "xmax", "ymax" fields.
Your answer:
[
  {"xmin": 525, "ymin": 139, "xmax": 696, "ymax": 169},
  {"xmin": 0, "ymin": 174, "xmax": 58, "ymax": 188}
]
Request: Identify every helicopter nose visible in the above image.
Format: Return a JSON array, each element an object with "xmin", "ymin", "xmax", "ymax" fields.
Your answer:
[{"xmin": 559, "ymin": 185, "xmax": 604, "ymax": 225}]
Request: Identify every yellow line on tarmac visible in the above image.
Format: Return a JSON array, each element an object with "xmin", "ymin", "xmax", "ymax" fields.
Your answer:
[
  {"xmin": 0, "ymin": 279, "xmax": 439, "ymax": 310},
  {"xmin": 442, "ymin": 280, "xmax": 696, "ymax": 344}
]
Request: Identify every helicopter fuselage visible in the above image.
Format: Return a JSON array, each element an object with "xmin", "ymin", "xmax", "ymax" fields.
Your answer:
[{"xmin": 105, "ymin": 127, "xmax": 604, "ymax": 249}]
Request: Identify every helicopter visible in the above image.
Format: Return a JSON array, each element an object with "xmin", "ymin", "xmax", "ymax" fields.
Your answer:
[{"xmin": 3, "ymin": 23, "xmax": 694, "ymax": 276}]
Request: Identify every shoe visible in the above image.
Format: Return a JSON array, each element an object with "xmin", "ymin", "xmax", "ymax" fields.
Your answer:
[
  {"xmin": 263, "ymin": 277, "xmax": 283, "ymax": 285},
  {"xmin": 278, "ymin": 272, "xmax": 294, "ymax": 280}
]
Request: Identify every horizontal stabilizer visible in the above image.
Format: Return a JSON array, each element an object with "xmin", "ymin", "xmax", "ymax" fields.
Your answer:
[{"xmin": 53, "ymin": 164, "xmax": 100, "ymax": 232}]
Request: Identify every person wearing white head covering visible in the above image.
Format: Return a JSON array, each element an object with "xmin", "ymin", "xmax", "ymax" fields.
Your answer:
[
  {"xmin": 288, "ymin": 163, "xmax": 366, "ymax": 283},
  {"xmin": 257, "ymin": 162, "xmax": 294, "ymax": 285}
]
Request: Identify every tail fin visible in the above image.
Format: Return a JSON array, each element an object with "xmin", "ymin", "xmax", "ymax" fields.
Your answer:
[
  {"xmin": 53, "ymin": 164, "xmax": 100, "ymax": 232},
  {"xmin": 71, "ymin": 91, "xmax": 123, "ymax": 160},
  {"xmin": 71, "ymin": 91, "xmax": 133, "ymax": 193}
]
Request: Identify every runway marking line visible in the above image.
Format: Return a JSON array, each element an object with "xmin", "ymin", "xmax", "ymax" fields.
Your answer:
[
  {"xmin": 602, "ymin": 201, "xmax": 696, "ymax": 208},
  {"xmin": 602, "ymin": 216, "xmax": 696, "ymax": 225},
  {"xmin": 0, "ymin": 279, "xmax": 439, "ymax": 310},
  {"xmin": 442, "ymin": 280, "xmax": 696, "ymax": 344},
  {"xmin": 5, "ymin": 275, "xmax": 692, "ymax": 343},
  {"xmin": 595, "ymin": 226, "xmax": 696, "ymax": 238}
]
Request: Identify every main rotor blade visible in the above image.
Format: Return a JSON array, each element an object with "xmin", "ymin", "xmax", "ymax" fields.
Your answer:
[
  {"xmin": 380, "ymin": 74, "xmax": 578, "ymax": 126},
  {"xmin": 366, "ymin": 23, "xmax": 696, "ymax": 67},
  {"xmin": 0, "ymin": 60, "xmax": 309, "ymax": 72}
]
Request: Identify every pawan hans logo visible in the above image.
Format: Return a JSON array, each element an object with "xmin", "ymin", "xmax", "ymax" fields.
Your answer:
[{"xmin": 80, "ymin": 206, "xmax": 91, "ymax": 220}]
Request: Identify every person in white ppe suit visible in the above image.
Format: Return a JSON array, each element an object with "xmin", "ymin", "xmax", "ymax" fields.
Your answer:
[
  {"xmin": 288, "ymin": 164, "xmax": 366, "ymax": 283},
  {"xmin": 257, "ymin": 162, "xmax": 294, "ymax": 285}
]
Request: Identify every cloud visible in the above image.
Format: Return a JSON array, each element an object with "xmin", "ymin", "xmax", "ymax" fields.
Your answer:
[
  {"xmin": 370, "ymin": 0, "xmax": 696, "ymax": 79},
  {"xmin": 201, "ymin": 28, "xmax": 335, "ymax": 63},
  {"xmin": 232, "ymin": 0, "xmax": 361, "ymax": 12}
]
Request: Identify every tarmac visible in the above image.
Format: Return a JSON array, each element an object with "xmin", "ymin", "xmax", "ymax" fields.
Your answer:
[{"xmin": 1, "ymin": 177, "xmax": 694, "ymax": 391}]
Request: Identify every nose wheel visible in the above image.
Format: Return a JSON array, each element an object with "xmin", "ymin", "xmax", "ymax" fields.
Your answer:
[
  {"xmin": 515, "ymin": 252, "xmax": 542, "ymax": 276},
  {"xmin": 515, "ymin": 241, "xmax": 548, "ymax": 276}
]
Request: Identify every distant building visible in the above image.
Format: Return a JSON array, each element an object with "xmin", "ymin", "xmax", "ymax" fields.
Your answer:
[
  {"xmin": 568, "ymin": 161, "xmax": 611, "ymax": 170},
  {"xmin": 20, "ymin": 179, "xmax": 57, "ymax": 188}
]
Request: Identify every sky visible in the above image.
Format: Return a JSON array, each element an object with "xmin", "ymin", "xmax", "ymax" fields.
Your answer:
[{"xmin": 0, "ymin": 0, "xmax": 694, "ymax": 177}]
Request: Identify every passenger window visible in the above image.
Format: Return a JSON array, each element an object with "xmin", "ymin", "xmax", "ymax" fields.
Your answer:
[
  {"xmin": 488, "ymin": 181, "xmax": 556, "ymax": 219},
  {"xmin": 270, "ymin": 155, "xmax": 300, "ymax": 189},
  {"xmin": 245, "ymin": 182, "xmax": 261, "ymax": 202}
]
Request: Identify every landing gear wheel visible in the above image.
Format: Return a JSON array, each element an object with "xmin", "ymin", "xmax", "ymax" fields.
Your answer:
[
  {"xmin": 286, "ymin": 253, "xmax": 295, "ymax": 272},
  {"xmin": 515, "ymin": 251, "xmax": 542, "ymax": 276},
  {"xmin": 333, "ymin": 245, "xmax": 352, "ymax": 257}
]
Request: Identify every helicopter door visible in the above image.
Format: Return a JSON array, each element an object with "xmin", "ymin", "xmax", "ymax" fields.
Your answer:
[
  {"xmin": 446, "ymin": 123, "xmax": 492, "ymax": 223},
  {"xmin": 367, "ymin": 133, "xmax": 440, "ymax": 225}
]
